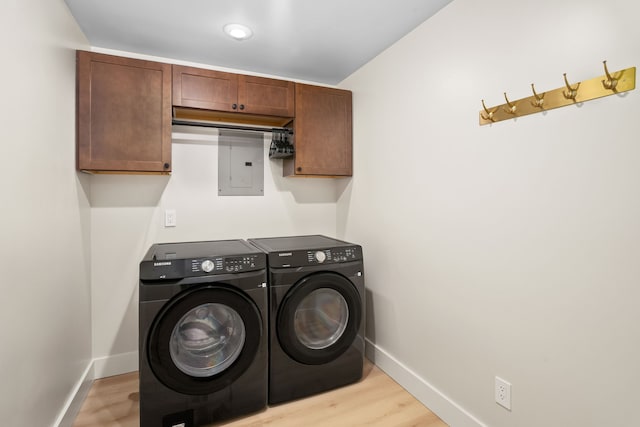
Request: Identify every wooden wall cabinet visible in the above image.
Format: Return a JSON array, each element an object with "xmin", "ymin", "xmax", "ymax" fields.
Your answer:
[
  {"xmin": 284, "ymin": 84, "xmax": 353, "ymax": 177},
  {"xmin": 76, "ymin": 52, "xmax": 352, "ymax": 178},
  {"xmin": 172, "ymin": 65, "xmax": 295, "ymax": 118},
  {"xmin": 76, "ymin": 51, "xmax": 172, "ymax": 173}
]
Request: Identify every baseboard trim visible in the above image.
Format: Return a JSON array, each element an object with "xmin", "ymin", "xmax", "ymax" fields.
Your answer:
[
  {"xmin": 53, "ymin": 360, "xmax": 94, "ymax": 427},
  {"xmin": 93, "ymin": 350, "xmax": 138, "ymax": 379},
  {"xmin": 54, "ymin": 351, "xmax": 139, "ymax": 427},
  {"xmin": 365, "ymin": 339, "xmax": 486, "ymax": 427}
]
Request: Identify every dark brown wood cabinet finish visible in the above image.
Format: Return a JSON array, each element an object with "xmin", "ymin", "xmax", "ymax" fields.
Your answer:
[
  {"xmin": 284, "ymin": 84, "xmax": 353, "ymax": 177},
  {"xmin": 172, "ymin": 66, "xmax": 237, "ymax": 112},
  {"xmin": 238, "ymin": 75, "xmax": 295, "ymax": 117},
  {"xmin": 76, "ymin": 51, "xmax": 172, "ymax": 173},
  {"xmin": 173, "ymin": 65, "xmax": 295, "ymax": 117}
]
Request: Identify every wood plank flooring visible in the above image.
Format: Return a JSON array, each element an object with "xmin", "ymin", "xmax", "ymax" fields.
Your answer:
[{"xmin": 73, "ymin": 360, "xmax": 448, "ymax": 427}]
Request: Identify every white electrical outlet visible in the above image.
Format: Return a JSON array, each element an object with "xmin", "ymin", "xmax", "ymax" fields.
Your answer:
[
  {"xmin": 164, "ymin": 209, "xmax": 177, "ymax": 227},
  {"xmin": 495, "ymin": 376, "xmax": 511, "ymax": 410}
]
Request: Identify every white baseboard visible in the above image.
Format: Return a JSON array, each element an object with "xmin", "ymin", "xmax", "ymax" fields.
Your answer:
[
  {"xmin": 53, "ymin": 361, "xmax": 94, "ymax": 427},
  {"xmin": 54, "ymin": 351, "xmax": 139, "ymax": 427},
  {"xmin": 365, "ymin": 339, "xmax": 486, "ymax": 427},
  {"xmin": 93, "ymin": 350, "xmax": 139, "ymax": 378}
]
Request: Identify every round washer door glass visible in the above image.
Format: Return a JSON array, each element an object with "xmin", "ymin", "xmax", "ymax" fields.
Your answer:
[
  {"xmin": 294, "ymin": 288, "xmax": 348, "ymax": 350},
  {"xmin": 147, "ymin": 285, "xmax": 263, "ymax": 395},
  {"xmin": 170, "ymin": 303, "xmax": 246, "ymax": 377}
]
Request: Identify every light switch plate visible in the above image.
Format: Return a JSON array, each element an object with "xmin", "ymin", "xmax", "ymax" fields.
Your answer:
[{"xmin": 164, "ymin": 209, "xmax": 177, "ymax": 227}]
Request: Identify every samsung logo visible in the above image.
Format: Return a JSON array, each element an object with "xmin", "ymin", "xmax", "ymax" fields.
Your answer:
[
  {"xmin": 278, "ymin": 252, "xmax": 293, "ymax": 257},
  {"xmin": 154, "ymin": 261, "xmax": 172, "ymax": 266}
]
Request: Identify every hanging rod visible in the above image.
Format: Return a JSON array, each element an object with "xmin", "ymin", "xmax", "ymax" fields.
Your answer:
[{"xmin": 172, "ymin": 118, "xmax": 293, "ymax": 134}]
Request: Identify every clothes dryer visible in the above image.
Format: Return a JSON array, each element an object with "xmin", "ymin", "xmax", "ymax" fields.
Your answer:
[
  {"xmin": 139, "ymin": 240, "xmax": 268, "ymax": 427},
  {"xmin": 248, "ymin": 235, "xmax": 365, "ymax": 405}
]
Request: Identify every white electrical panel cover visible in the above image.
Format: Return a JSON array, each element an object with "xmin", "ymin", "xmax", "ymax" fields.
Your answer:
[{"xmin": 218, "ymin": 130, "xmax": 264, "ymax": 196}]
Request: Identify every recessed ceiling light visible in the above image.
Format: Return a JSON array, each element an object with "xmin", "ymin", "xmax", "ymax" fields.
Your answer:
[{"xmin": 223, "ymin": 24, "xmax": 253, "ymax": 41}]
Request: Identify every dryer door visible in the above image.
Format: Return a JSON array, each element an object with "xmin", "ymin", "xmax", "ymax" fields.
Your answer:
[
  {"xmin": 147, "ymin": 285, "xmax": 262, "ymax": 395},
  {"xmin": 277, "ymin": 272, "xmax": 362, "ymax": 365}
]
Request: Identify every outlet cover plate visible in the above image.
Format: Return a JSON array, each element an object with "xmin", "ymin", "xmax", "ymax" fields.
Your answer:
[{"xmin": 495, "ymin": 376, "xmax": 511, "ymax": 410}]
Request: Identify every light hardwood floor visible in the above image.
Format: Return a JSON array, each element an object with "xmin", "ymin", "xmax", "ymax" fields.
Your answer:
[{"xmin": 73, "ymin": 360, "xmax": 448, "ymax": 427}]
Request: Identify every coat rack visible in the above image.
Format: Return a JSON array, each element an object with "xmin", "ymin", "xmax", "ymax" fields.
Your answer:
[{"xmin": 479, "ymin": 61, "xmax": 636, "ymax": 126}]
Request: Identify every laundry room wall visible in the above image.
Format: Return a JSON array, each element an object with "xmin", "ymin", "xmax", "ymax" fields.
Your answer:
[
  {"xmin": 0, "ymin": 0, "xmax": 91, "ymax": 426},
  {"xmin": 88, "ymin": 71, "xmax": 340, "ymax": 375},
  {"xmin": 337, "ymin": 0, "xmax": 640, "ymax": 426}
]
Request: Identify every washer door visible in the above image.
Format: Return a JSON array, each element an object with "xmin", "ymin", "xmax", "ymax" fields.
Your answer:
[
  {"xmin": 147, "ymin": 285, "xmax": 262, "ymax": 395},
  {"xmin": 277, "ymin": 272, "xmax": 361, "ymax": 365}
]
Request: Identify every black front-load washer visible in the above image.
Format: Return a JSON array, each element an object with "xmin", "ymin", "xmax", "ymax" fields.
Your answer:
[
  {"xmin": 139, "ymin": 240, "xmax": 268, "ymax": 427},
  {"xmin": 248, "ymin": 235, "xmax": 365, "ymax": 405}
]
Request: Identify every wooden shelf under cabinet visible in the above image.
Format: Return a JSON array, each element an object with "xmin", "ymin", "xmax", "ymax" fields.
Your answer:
[{"xmin": 173, "ymin": 107, "xmax": 293, "ymax": 128}]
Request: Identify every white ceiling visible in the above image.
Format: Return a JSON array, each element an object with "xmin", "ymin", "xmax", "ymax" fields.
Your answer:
[{"xmin": 64, "ymin": 0, "xmax": 452, "ymax": 85}]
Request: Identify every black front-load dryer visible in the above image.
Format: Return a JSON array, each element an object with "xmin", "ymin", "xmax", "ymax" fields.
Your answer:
[
  {"xmin": 248, "ymin": 235, "xmax": 365, "ymax": 405},
  {"xmin": 138, "ymin": 240, "xmax": 268, "ymax": 427}
]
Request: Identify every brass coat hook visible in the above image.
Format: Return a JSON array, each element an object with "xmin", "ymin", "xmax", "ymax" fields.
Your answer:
[
  {"xmin": 481, "ymin": 99, "xmax": 497, "ymax": 122},
  {"xmin": 602, "ymin": 60, "xmax": 618, "ymax": 90},
  {"xmin": 530, "ymin": 83, "xmax": 545, "ymax": 108},
  {"xmin": 562, "ymin": 73, "xmax": 580, "ymax": 100},
  {"xmin": 503, "ymin": 92, "xmax": 517, "ymax": 114}
]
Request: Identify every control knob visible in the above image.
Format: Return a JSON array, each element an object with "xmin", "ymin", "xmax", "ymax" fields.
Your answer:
[
  {"xmin": 201, "ymin": 260, "xmax": 215, "ymax": 273},
  {"xmin": 315, "ymin": 251, "xmax": 327, "ymax": 263}
]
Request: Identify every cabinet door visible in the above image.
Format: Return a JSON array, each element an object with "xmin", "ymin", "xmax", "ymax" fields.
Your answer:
[
  {"xmin": 238, "ymin": 76, "xmax": 295, "ymax": 117},
  {"xmin": 286, "ymin": 84, "xmax": 352, "ymax": 176},
  {"xmin": 172, "ymin": 65, "xmax": 239, "ymax": 112},
  {"xmin": 77, "ymin": 51, "xmax": 172, "ymax": 173}
]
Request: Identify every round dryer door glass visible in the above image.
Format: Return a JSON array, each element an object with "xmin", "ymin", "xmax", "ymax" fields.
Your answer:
[
  {"xmin": 294, "ymin": 288, "xmax": 349, "ymax": 349},
  {"xmin": 169, "ymin": 303, "xmax": 246, "ymax": 377}
]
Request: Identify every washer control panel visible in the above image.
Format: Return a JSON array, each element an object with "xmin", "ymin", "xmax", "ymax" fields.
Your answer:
[
  {"xmin": 190, "ymin": 254, "xmax": 262, "ymax": 275},
  {"xmin": 140, "ymin": 253, "xmax": 266, "ymax": 280},
  {"xmin": 140, "ymin": 240, "xmax": 267, "ymax": 281}
]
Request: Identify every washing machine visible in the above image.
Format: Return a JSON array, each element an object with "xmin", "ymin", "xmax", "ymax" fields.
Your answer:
[
  {"xmin": 138, "ymin": 240, "xmax": 268, "ymax": 427},
  {"xmin": 248, "ymin": 235, "xmax": 365, "ymax": 405}
]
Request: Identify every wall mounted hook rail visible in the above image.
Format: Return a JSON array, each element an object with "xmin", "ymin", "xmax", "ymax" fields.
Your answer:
[{"xmin": 479, "ymin": 61, "xmax": 636, "ymax": 126}]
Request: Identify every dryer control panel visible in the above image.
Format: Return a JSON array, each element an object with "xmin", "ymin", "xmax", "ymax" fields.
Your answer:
[
  {"xmin": 306, "ymin": 247, "xmax": 359, "ymax": 264},
  {"xmin": 272, "ymin": 246, "xmax": 362, "ymax": 268}
]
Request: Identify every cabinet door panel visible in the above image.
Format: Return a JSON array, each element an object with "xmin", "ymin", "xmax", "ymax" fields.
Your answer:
[
  {"xmin": 77, "ymin": 51, "xmax": 171, "ymax": 173},
  {"xmin": 290, "ymin": 84, "xmax": 352, "ymax": 176},
  {"xmin": 173, "ymin": 65, "xmax": 238, "ymax": 112},
  {"xmin": 238, "ymin": 76, "xmax": 295, "ymax": 117}
]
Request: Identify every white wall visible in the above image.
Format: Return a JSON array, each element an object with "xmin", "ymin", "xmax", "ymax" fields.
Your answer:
[
  {"xmin": 338, "ymin": 0, "xmax": 640, "ymax": 426},
  {"xmin": 0, "ymin": 0, "xmax": 91, "ymax": 426},
  {"xmin": 89, "ymin": 126, "xmax": 340, "ymax": 374}
]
